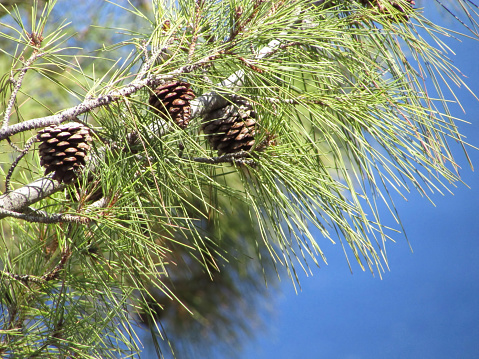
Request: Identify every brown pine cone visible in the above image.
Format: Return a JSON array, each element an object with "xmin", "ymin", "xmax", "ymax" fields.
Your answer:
[
  {"xmin": 149, "ymin": 81, "xmax": 196, "ymax": 129},
  {"xmin": 37, "ymin": 122, "xmax": 92, "ymax": 183},
  {"xmin": 360, "ymin": 0, "xmax": 415, "ymax": 20},
  {"xmin": 201, "ymin": 101, "xmax": 277, "ymax": 156}
]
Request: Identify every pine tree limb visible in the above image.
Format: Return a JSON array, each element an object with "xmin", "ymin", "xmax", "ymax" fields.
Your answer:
[
  {"xmin": 0, "ymin": 52, "xmax": 223, "ymax": 142},
  {"xmin": 1, "ymin": 49, "xmax": 45, "ymax": 130},
  {"xmin": 0, "ymin": 248, "xmax": 72, "ymax": 284},
  {"xmin": 191, "ymin": 151, "xmax": 255, "ymax": 165},
  {"xmin": 0, "ymin": 270, "xmax": 44, "ymax": 284},
  {"xmin": 0, "ymin": 207, "xmax": 90, "ymax": 224},
  {"xmin": 4, "ymin": 136, "xmax": 38, "ymax": 193},
  {"xmin": 0, "ymin": 177, "xmax": 66, "ymax": 219},
  {"xmin": 41, "ymin": 248, "xmax": 72, "ymax": 281},
  {"xmin": 0, "ymin": 36, "xmax": 298, "ymax": 215}
]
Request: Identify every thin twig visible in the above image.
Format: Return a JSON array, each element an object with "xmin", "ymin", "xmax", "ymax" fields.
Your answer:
[
  {"xmin": 1, "ymin": 247, "xmax": 72, "ymax": 284},
  {"xmin": 191, "ymin": 151, "xmax": 255, "ymax": 165},
  {"xmin": 0, "ymin": 51, "xmax": 222, "ymax": 142},
  {"xmin": 2, "ymin": 50, "xmax": 44, "ymax": 129},
  {"xmin": 135, "ymin": 44, "xmax": 171, "ymax": 81},
  {"xmin": 263, "ymin": 41, "xmax": 302, "ymax": 58},
  {"xmin": 187, "ymin": 1, "xmax": 203, "ymax": 63},
  {"xmin": 0, "ymin": 271, "xmax": 44, "ymax": 284},
  {"xmin": 0, "ymin": 207, "xmax": 90, "ymax": 224},
  {"xmin": 258, "ymin": 95, "xmax": 328, "ymax": 106},
  {"xmin": 6, "ymin": 137, "xmax": 23, "ymax": 152},
  {"xmin": 4, "ymin": 136, "xmax": 38, "ymax": 193},
  {"xmin": 237, "ymin": 56, "xmax": 264, "ymax": 73},
  {"xmin": 42, "ymin": 248, "xmax": 72, "ymax": 281}
]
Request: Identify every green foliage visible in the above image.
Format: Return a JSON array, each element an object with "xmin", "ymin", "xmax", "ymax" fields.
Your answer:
[{"xmin": 0, "ymin": 0, "xmax": 477, "ymax": 357}]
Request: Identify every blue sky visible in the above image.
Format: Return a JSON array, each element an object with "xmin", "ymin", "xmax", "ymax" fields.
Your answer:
[{"xmin": 239, "ymin": 5, "xmax": 479, "ymax": 359}]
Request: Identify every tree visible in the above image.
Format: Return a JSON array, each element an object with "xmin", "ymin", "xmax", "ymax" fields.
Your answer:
[{"xmin": 0, "ymin": 0, "xmax": 477, "ymax": 357}]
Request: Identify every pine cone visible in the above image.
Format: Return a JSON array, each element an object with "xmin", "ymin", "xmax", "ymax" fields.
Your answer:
[
  {"xmin": 202, "ymin": 102, "xmax": 260, "ymax": 155},
  {"xmin": 37, "ymin": 122, "xmax": 92, "ymax": 183},
  {"xmin": 360, "ymin": 0, "xmax": 415, "ymax": 20},
  {"xmin": 149, "ymin": 81, "xmax": 196, "ymax": 129},
  {"xmin": 392, "ymin": 0, "xmax": 415, "ymax": 14}
]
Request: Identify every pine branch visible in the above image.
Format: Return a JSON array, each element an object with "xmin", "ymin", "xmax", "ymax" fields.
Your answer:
[
  {"xmin": 1, "ymin": 47, "xmax": 44, "ymax": 129},
  {"xmin": 0, "ymin": 207, "xmax": 90, "ymax": 224},
  {"xmin": 0, "ymin": 270, "xmax": 44, "ymax": 284},
  {"xmin": 41, "ymin": 248, "xmax": 72, "ymax": 281},
  {"xmin": 4, "ymin": 135, "xmax": 37, "ymax": 193},
  {"xmin": 0, "ymin": 51, "xmax": 222, "ymax": 142},
  {"xmin": 0, "ymin": 177, "xmax": 66, "ymax": 219},
  {"xmin": 190, "ymin": 151, "xmax": 255, "ymax": 165},
  {"xmin": 0, "ymin": 28, "xmax": 302, "ymax": 216},
  {"xmin": 0, "ymin": 247, "xmax": 72, "ymax": 284}
]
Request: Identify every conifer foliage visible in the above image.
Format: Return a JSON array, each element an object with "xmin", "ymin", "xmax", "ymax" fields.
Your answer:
[{"xmin": 0, "ymin": 0, "xmax": 477, "ymax": 357}]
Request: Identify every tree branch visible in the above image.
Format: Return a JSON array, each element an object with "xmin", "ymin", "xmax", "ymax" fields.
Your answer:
[
  {"xmin": 0, "ymin": 30, "xmax": 299, "ymax": 217},
  {"xmin": 42, "ymin": 248, "xmax": 72, "ymax": 281},
  {"xmin": 0, "ymin": 177, "xmax": 66, "ymax": 219},
  {"xmin": 0, "ymin": 271, "xmax": 44, "ymax": 284},
  {"xmin": 4, "ymin": 135, "xmax": 37, "ymax": 193},
  {"xmin": 0, "ymin": 247, "xmax": 72, "ymax": 284},
  {"xmin": 2, "ymin": 49, "xmax": 44, "ymax": 129},
  {"xmin": 191, "ymin": 151, "xmax": 255, "ymax": 166},
  {"xmin": 0, "ymin": 52, "xmax": 221, "ymax": 142},
  {"xmin": 0, "ymin": 207, "xmax": 90, "ymax": 224}
]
